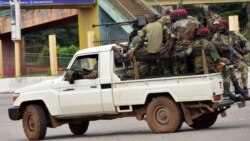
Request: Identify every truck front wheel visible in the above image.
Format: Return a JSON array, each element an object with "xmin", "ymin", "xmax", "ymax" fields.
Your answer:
[
  {"xmin": 146, "ymin": 96, "xmax": 183, "ymax": 133},
  {"xmin": 69, "ymin": 121, "xmax": 89, "ymax": 135},
  {"xmin": 22, "ymin": 104, "xmax": 47, "ymax": 140},
  {"xmin": 189, "ymin": 114, "xmax": 218, "ymax": 129}
]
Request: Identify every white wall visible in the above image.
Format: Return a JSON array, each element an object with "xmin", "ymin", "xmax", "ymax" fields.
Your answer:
[{"xmin": 0, "ymin": 76, "xmax": 60, "ymax": 93}]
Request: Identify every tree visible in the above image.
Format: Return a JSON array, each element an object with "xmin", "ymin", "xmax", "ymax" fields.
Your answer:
[{"xmin": 25, "ymin": 23, "xmax": 79, "ymax": 47}]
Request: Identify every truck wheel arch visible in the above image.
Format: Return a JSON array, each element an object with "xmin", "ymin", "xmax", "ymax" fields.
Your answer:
[
  {"xmin": 145, "ymin": 92, "xmax": 177, "ymax": 105},
  {"xmin": 19, "ymin": 100, "xmax": 51, "ymax": 124}
]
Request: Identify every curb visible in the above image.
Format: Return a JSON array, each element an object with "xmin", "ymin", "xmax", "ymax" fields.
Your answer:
[{"xmin": 0, "ymin": 91, "xmax": 14, "ymax": 94}]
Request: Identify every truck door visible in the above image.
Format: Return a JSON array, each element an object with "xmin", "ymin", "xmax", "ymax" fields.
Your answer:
[{"xmin": 59, "ymin": 54, "xmax": 103, "ymax": 115}]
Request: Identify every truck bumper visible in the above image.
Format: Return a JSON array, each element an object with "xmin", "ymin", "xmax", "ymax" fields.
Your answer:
[
  {"xmin": 8, "ymin": 107, "xmax": 21, "ymax": 120},
  {"xmin": 213, "ymin": 100, "xmax": 234, "ymax": 109}
]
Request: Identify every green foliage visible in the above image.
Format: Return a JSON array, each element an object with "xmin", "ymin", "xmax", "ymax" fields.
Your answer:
[
  {"xmin": 39, "ymin": 45, "xmax": 79, "ymax": 68},
  {"xmin": 41, "ymin": 45, "xmax": 79, "ymax": 56},
  {"xmin": 57, "ymin": 45, "xmax": 79, "ymax": 55},
  {"xmin": 212, "ymin": 3, "xmax": 248, "ymax": 27},
  {"xmin": 25, "ymin": 23, "xmax": 79, "ymax": 47},
  {"xmin": 41, "ymin": 46, "xmax": 49, "ymax": 56},
  {"xmin": 22, "ymin": 72, "xmax": 51, "ymax": 77},
  {"xmin": 186, "ymin": 3, "xmax": 249, "ymax": 27}
]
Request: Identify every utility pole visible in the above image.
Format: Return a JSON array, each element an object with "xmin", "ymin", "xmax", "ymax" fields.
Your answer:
[
  {"xmin": 0, "ymin": 40, "xmax": 3, "ymax": 78},
  {"xmin": 10, "ymin": 0, "xmax": 21, "ymax": 77}
]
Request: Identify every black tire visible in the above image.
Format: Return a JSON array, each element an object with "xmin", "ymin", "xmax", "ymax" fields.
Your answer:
[
  {"xmin": 22, "ymin": 104, "xmax": 47, "ymax": 140},
  {"xmin": 189, "ymin": 114, "xmax": 218, "ymax": 129},
  {"xmin": 146, "ymin": 96, "xmax": 183, "ymax": 133},
  {"xmin": 69, "ymin": 121, "xmax": 89, "ymax": 135}
]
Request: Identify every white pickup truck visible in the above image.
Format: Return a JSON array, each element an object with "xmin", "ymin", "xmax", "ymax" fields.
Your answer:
[{"xmin": 9, "ymin": 44, "xmax": 244, "ymax": 140}]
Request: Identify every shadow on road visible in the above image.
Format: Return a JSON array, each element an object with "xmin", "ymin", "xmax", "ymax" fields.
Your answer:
[
  {"xmin": 45, "ymin": 122, "xmax": 250, "ymax": 141},
  {"xmin": 45, "ymin": 130, "xmax": 151, "ymax": 140}
]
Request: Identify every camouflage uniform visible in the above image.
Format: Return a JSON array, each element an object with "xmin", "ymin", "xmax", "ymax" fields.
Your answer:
[
  {"xmin": 170, "ymin": 18, "xmax": 200, "ymax": 74},
  {"xmin": 130, "ymin": 35, "xmax": 141, "ymax": 49},
  {"xmin": 160, "ymin": 26, "xmax": 172, "ymax": 76},
  {"xmin": 134, "ymin": 16, "xmax": 171, "ymax": 77},
  {"xmin": 177, "ymin": 38, "xmax": 220, "ymax": 74},
  {"xmin": 64, "ymin": 70, "xmax": 75, "ymax": 84},
  {"xmin": 212, "ymin": 32, "xmax": 249, "ymax": 88},
  {"xmin": 83, "ymin": 64, "xmax": 98, "ymax": 79}
]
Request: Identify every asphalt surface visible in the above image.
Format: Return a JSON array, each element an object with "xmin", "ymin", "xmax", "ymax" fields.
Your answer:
[{"xmin": 1, "ymin": 94, "xmax": 250, "ymax": 141}]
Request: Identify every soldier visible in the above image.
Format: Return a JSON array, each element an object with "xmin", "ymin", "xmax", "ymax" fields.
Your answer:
[
  {"xmin": 175, "ymin": 27, "xmax": 243, "ymax": 101},
  {"xmin": 129, "ymin": 16, "xmax": 171, "ymax": 77},
  {"xmin": 165, "ymin": 9, "xmax": 200, "ymax": 75},
  {"xmin": 198, "ymin": 5, "xmax": 221, "ymax": 40},
  {"xmin": 206, "ymin": 6, "xmax": 222, "ymax": 33},
  {"xmin": 160, "ymin": 20, "xmax": 172, "ymax": 76},
  {"xmin": 212, "ymin": 20, "xmax": 249, "ymax": 99},
  {"xmin": 174, "ymin": 27, "xmax": 220, "ymax": 74},
  {"xmin": 82, "ymin": 63, "xmax": 98, "ymax": 79},
  {"xmin": 64, "ymin": 62, "xmax": 98, "ymax": 84},
  {"xmin": 145, "ymin": 12, "xmax": 159, "ymax": 23}
]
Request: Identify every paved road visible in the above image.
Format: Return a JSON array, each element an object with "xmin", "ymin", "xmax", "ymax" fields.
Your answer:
[{"xmin": 1, "ymin": 94, "xmax": 250, "ymax": 141}]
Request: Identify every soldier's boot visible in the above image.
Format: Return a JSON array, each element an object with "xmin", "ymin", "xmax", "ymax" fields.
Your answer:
[
  {"xmin": 233, "ymin": 81, "xmax": 249, "ymax": 100},
  {"xmin": 243, "ymin": 87, "xmax": 250, "ymax": 100},
  {"xmin": 223, "ymin": 82, "xmax": 244, "ymax": 102},
  {"xmin": 223, "ymin": 82, "xmax": 236, "ymax": 101}
]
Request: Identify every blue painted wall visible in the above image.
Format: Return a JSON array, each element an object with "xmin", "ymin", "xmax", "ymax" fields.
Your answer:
[{"xmin": 99, "ymin": 7, "xmax": 129, "ymax": 44}]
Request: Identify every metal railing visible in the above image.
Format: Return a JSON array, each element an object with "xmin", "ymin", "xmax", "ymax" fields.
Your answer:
[
  {"xmin": 139, "ymin": 0, "xmax": 161, "ymax": 15},
  {"xmin": 25, "ymin": 53, "xmax": 50, "ymax": 74},
  {"xmin": 25, "ymin": 45, "xmax": 45, "ymax": 54},
  {"xmin": 108, "ymin": 0, "xmax": 136, "ymax": 20},
  {"xmin": 25, "ymin": 53, "xmax": 73, "ymax": 74},
  {"xmin": 93, "ymin": 36, "xmax": 129, "ymax": 47}
]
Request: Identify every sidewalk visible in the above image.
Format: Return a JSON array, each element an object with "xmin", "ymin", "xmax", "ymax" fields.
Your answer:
[{"xmin": 0, "ymin": 76, "xmax": 60, "ymax": 94}]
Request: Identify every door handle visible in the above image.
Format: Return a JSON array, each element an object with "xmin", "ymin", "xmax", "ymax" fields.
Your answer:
[
  {"xmin": 90, "ymin": 86, "xmax": 97, "ymax": 88},
  {"xmin": 63, "ymin": 88, "xmax": 75, "ymax": 92}
]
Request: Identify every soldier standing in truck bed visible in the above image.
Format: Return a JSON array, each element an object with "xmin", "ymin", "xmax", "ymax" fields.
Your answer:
[
  {"xmin": 165, "ymin": 9, "xmax": 200, "ymax": 75},
  {"xmin": 206, "ymin": 6, "xmax": 222, "ymax": 34},
  {"xmin": 129, "ymin": 16, "xmax": 171, "ymax": 77},
  {"xmin": 174, "ymin": 27, "xmax": 220, "ymax": 74}
]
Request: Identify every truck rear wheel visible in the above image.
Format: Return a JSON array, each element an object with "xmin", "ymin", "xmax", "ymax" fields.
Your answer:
[
  {"xmin": 146, "ymin": 96, "xmax": 183, "ymax": 133},
  {"xmin": 69, "ymin": 121, "xmax": 89, "ymax": 135},
  {"xmin": 23, "ymin": 104, "xmax": 47, "ymax": 140},
  {"xmin": 189, "ymin": 114, "xmax": 218, "ymax": 129}
]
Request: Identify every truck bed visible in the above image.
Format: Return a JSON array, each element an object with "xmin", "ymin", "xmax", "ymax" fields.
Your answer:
[{"xmin": 112, "ymin": 73, "xmax": 224, "ymax": 106}]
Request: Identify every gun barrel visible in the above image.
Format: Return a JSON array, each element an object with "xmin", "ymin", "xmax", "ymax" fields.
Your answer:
[
  {"xmin": 178, "ymin": 0, "xmax": 183, "ymax": 9},
  {"xmin": 92, "ymin": 21, "xmax": 134, "ymax": 28}
]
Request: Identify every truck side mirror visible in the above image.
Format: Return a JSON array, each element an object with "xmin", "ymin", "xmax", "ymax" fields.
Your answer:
[{"xmin": 65, "ymin": 70, "xmax": 75, "ymax": 84}]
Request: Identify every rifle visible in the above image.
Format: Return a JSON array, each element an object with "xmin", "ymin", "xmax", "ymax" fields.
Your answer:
[
  {"xmin": 202, "ymin": 49, "xmax": 209, "ymax": 74},
  {"xmin": 93, "ymin": 17, "xmax": 147, "ymax": 47},
  {"xmin": 200, "ymin": 5, "xmax": 209, "ymax": 27},
  {"xmin": 178, "ymin": 0, "xmax": 183, "ymax": 9},
  {"xmin": 234, "ymin": 43, "xmax": 250, "ymax": 55},
  {"xmin": 92, "ymin": 17, "xmax": 147, "ymax": 28},
  {"xmin": 212, "ymin": 41, "xmax": 245, "ymax": 62}
]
